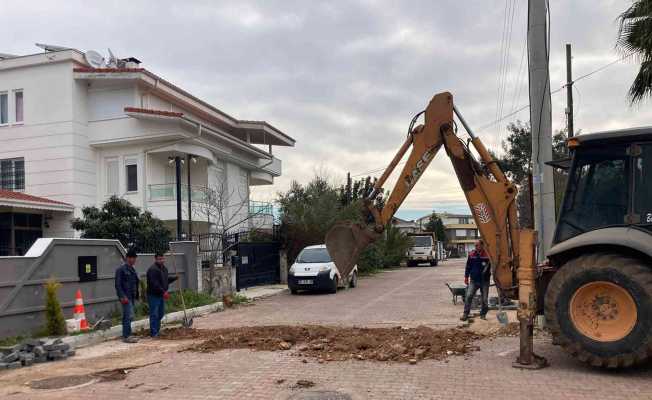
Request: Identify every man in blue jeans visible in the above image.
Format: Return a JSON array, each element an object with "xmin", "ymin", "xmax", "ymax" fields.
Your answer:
[
  {"xmin": 146, "ymin": 252, "xmax": 177, "ymax": 337},
  {"xmin": 461, "ymin": 240, "xmax": 491, "ymax": 321},
  {"xmin": 115, "ymin": 248, "xmax": 140, "ymax": 343}
]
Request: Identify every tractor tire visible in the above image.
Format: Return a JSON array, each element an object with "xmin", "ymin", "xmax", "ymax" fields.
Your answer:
[{"xmin": 545, "ymin": 253, "xmax": 652, "ymax": 368}]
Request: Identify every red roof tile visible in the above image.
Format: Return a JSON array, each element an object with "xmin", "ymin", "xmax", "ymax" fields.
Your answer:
[
  {"xmin": 124, "ymin": 107, "xmax": 183, "ymax": 118},
  {"xmin": 0, "ymin": 190, "xmax": 73, "ymax": 207}
]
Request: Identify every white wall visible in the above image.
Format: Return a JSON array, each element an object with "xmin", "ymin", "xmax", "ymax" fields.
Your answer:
[{"xmin": 0, "ymin": 60, "xmax": 95, "ymax": 222}]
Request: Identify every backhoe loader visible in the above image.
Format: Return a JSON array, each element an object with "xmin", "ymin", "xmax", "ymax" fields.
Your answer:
[{"xmin": 326, "ymin": 92, "xmax": 652, "ymax": 369}]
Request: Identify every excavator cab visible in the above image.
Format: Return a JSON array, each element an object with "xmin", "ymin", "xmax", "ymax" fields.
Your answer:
[{"xmin": 544, "ymin": 128, "xmax": 652, "ymax": 368}]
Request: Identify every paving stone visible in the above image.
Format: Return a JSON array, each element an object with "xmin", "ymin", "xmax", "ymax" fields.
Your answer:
[
  {"xmin": 2, "ymin": 351, "xmax": 18, "ymax": 363},
  {"xmin": 6, "ymin": 361, "xmax": 21, "ymax": 369},
  {"xmin": 33, "ymin": 346, "xmax": 45, "ymax": 357},
  {"xmin": 47, "ymin": 350, "xmax": 64, "ymax": 360},
  {"xmin": 34, "ymin": 355, "xmax": 47, "ymax": 363},
  {"xmin": 23, "ymin": 338, "xmax": 44, "ymax": 348}
]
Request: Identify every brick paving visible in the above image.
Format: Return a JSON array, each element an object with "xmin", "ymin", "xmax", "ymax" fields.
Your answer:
[{"xmin": 2, "ymin": 259, "xmax": 651, "ymax": 400}]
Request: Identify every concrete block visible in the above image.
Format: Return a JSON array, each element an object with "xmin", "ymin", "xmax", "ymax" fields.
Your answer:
[
  {"xmin": 19, "ymin": 352, "xmax": 34, "ymax": 362},
  {"xmin": 0, "ymin": 362, "xmax": 7, "ymax": 369}
]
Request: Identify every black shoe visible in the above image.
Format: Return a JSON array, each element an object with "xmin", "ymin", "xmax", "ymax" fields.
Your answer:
[
  {"xmin": 460, "ymin": 314, "xmax": 469, "ymax": 321},
  {"xmin": 480, "ymin": 314, "xmax": 487, "ymax": 320}
]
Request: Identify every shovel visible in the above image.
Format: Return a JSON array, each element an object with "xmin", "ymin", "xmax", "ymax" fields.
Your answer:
[
  {"xmin": 169, "ymin": 251, "xmax": 193, "ymax": 328},
  {"xmin": 496, "ymin": 292, "xmax": 509, "ymax": 326}
]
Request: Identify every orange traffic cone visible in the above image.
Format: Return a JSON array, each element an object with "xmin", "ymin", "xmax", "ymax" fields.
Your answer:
[{"xmin": 73, "ymin": 289, "xmax": 89, "ymax": 331}]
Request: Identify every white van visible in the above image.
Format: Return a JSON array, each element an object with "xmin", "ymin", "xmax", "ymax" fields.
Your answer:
[
  {"xmin": 288, "ymin": 244, "xmax": 358, "ymax": 294},
  {"xmin": 406, "ymin": 233, "xmax": 438, "ymax": 267}
]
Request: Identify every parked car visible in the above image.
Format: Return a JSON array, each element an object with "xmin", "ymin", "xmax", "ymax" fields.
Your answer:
[
  {"xmin": 406, "ymin": 233, "xmax": 439, "ymax": 267},
  {"xmin": 288, "ymin": 244, "xmax": 358, "ymax": 294}
]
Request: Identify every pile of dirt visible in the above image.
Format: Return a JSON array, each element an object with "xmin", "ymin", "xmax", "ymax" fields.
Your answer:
[{"xmin": 161, "ymin": 325, "xmax": 483, "ymax": 363}]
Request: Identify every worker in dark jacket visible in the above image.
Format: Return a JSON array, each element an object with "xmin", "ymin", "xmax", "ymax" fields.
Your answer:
[
  {"xmin": 146, "ymin": 252, "xmax": 178, "ymax": 337},
  {"xmin": 115, "ymin": 248, "xmax": 140, "ymax": 343},
  {"xmin": 461, "ymin": 240, "xmax": 491, "ymax": 321}
]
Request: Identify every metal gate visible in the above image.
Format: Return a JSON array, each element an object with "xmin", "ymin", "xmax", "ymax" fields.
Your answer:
[{"xmin": 235, "ymin": 241, "xmax": 280, "ymax": 289}]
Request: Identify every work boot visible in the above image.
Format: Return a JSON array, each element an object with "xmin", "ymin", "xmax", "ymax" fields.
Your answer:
[
  {"xmin": 460, "ymin": 314, "xmax": 469, "ymax": 321},
  {"xmin": 480, "ymin": 314, "xmax": 487, "ymax": 320},
  {"xmin": 122, "ymin": 336, "xmax": 139, "ymax": 344}
]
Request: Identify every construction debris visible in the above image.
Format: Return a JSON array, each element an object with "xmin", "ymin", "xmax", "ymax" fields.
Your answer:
[
  {"xmin": 162, "ymin": 325, "xmax": 484, "ymax": 363},
  {"xmin": 0, "ymin": 338, "xmax": 74, "ymax": 369}
]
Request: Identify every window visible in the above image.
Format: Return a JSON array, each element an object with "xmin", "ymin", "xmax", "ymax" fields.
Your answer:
[
  {"xmin": 14, "ymin": 90, "xmax": 23, "ymax": 123},
  {"xmin": 556, "ymin": 145, "xmax": 629, "ymax": 242},
  {"xmin": 106, "ymin": 158, "xmax": 118, "ymax": 195},
  {"xmin": 634, "ymin": 144, "xmax": 652, "ymax": 223},
  {"xmin": 0, "ymin": 93, "xmax": 7, "ymax": 124},
  {"xmin": 455, "ymin": 229, "xmax": 467, "ymax": 238},
  {"xmin": 296, "ymin": 248, "xmax": 331, "ymax": 263},
  {"xmin": 125, "ymin": 158, "xmax": 138, "ymax": 192},
  {"xmin": 0, "ymin": 158, "xmax": 25, "ymax": 191}
]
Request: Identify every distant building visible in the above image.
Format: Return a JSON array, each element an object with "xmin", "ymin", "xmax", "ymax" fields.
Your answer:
[
  {"xmin": 391, "ymin": 217, "xmax": 418, "ymax": 234},
  {"xmin": 415, "ymin": 212, "xmax": 480, "ymax": 257}
]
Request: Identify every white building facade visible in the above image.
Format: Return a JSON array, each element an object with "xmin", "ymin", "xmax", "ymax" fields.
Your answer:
[{"xmin": 0, "ymin": 47, "xmax": 294, "ymax": 254}]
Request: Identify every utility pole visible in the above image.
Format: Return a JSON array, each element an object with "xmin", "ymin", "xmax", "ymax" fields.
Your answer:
[
  {"xmin": 528, "ymin": 0, "xmax": 556, "ymax": 261},
  {"xmin": 187, "ymin": 154, "xmax": 193, "ymax": 239},
  {"xmin": 565, "ymin": 43, "xmax": 574, "ymax": 137},
  {"xmin": 175, "ymin": 156, "xmax": 182, "ymax": 241}
]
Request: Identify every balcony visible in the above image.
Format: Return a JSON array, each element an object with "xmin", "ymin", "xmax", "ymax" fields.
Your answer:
[{"xmin": 148, "ymin": 184, "xmax": 207, "ymax": 203}]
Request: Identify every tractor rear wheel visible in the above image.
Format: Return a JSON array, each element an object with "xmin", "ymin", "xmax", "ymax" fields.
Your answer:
[{"xmin": 545, "ymin": 253, "xmax": 652, "ymax": 368}]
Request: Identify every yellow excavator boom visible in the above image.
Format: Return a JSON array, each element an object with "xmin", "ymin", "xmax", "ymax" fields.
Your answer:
[{"xmin": 325, "ymin": 91, "xmax": 546, "ymax": 369}]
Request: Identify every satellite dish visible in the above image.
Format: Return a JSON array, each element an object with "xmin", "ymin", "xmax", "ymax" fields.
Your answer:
[
  {"xmin": 84, "ymin": 50, "xmax": 105, "ymax": 68},
  {"xmin": 107, "ymin": 48, "xmax": 118, "ymax": 67}
]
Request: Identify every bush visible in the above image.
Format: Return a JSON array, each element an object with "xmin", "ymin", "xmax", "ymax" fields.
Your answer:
[
  {"xmin": 357, "ymin": 224, "xmax": 412, "ymax": 274},
  {"xmin": 44, "ymin": 278, "xmax": 67, "ymax": 336}
]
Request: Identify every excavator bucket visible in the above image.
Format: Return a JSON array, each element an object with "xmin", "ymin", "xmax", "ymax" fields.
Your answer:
[{"xmin": 326, "ymin": 221, "xmax": 381, "ymax": 278}]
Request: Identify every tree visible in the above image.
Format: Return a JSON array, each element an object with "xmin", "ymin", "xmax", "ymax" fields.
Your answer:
[
  {"xmin": 496, "ymin": 121, "xmax": 569, "ymax": 228},
  {"xmin": 190, "ymin": 171, "xmax": 272, "ymax": 264},
  {"xmin": 71, "ymin": 196, "xmax": 171, "ymax": 253},
  {"xmin": 44, "ymin": 278, "xmax": 66, "ymax": 336},
  {"xmin": 423, "ymin": 213, "xmax": 447, "ymax": 245},
  {"xmin": 278, "ymin": 176, "xmax": 360, "ymax": 263},
  {"xmin": 617, "ymin": 1, "xmax": 652, "ymax": 103}
]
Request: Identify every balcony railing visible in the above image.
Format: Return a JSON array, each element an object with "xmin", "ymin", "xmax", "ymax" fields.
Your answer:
[
  {"xmin": 249, "ymin": 200, "xmax": 273, "ymax": 215},
  {"xmin": 148, "ymin": 184, "xmax": 207, "ymax": 202}
]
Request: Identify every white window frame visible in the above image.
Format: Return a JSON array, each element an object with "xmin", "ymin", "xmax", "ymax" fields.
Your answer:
[
  {"xmin": 13, "ymin": 89, "xmax": 23, "ymax": 124},
  {"xmin": 124, "ymin": 156, "xmax": 139, "ymax": 193},
  {"xmin": 0, "ymin": 91, "xmax": 8, "ymax": 126}
]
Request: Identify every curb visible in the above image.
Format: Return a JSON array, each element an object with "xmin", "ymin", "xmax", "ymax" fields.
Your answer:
[{"xmin": 62, "ymin": 302, "xmax": 224, "ymax": 349}]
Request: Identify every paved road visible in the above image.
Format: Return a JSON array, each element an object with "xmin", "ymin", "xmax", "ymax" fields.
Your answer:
[{"xmin": 2, "ymin": 259, "xmax": 651, "ymax": 400}]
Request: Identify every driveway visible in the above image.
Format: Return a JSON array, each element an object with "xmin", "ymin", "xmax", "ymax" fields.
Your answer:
[{"xmin": 1, "ymin": 259, "xmax": 651, "ymax": 400}]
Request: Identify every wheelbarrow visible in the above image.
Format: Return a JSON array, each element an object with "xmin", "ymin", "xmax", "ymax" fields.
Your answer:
[{"xmin": 445, "ymin": 283, "xmax": 467, "ymax": 305}]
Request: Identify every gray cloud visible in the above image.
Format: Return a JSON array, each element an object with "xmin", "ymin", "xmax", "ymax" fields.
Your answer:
[{"xmin": 2, "ymin": 0, "xmax": 649, "ymax": 218}]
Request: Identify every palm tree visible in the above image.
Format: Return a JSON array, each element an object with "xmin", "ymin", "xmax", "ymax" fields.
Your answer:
[{"xmin": 617, "ymin": 0, "xmax": 652, "ymax": 103}]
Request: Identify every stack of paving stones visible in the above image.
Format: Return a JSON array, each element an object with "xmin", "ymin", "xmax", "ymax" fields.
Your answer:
[{"xmin": 0, "ymin": 338, "xmax": 75, "ymax": 369}]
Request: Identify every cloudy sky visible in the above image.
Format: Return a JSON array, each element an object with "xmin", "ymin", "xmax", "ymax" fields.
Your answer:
[{"xmin": 2, "ymin": 0, "xmax": 649, "ymax": 220}]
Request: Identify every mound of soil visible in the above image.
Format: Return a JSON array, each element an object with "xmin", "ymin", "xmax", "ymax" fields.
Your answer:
[{"xmin": 161, "ymin": 325, "xmax": 484, "ymax": 363}]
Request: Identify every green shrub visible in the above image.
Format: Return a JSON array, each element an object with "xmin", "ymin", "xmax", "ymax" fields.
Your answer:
[{"xmin": 44, "ymin": 279, "xmax": 67, "ymax": 336}]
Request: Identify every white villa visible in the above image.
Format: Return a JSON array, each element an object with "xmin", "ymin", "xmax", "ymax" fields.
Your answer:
[{"xmin": 0, "ymin": 45, "xmax": 295, "ymax": 255}]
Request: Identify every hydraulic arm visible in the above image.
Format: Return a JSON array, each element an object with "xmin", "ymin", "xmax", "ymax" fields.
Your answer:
[{"xmin": 325, "ymin": 92, "xmax": 546, "ymax": 368}]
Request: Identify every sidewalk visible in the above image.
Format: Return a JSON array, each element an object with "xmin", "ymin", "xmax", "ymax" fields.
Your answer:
[{"xmin": 237, "ymin": 284, "xmax": 288, "ymax": 301}]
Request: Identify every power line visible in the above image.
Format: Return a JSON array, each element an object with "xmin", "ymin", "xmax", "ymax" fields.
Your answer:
[{"xmin": 349, "ymin": 53, "xmax": 633, "ymax": 177}]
